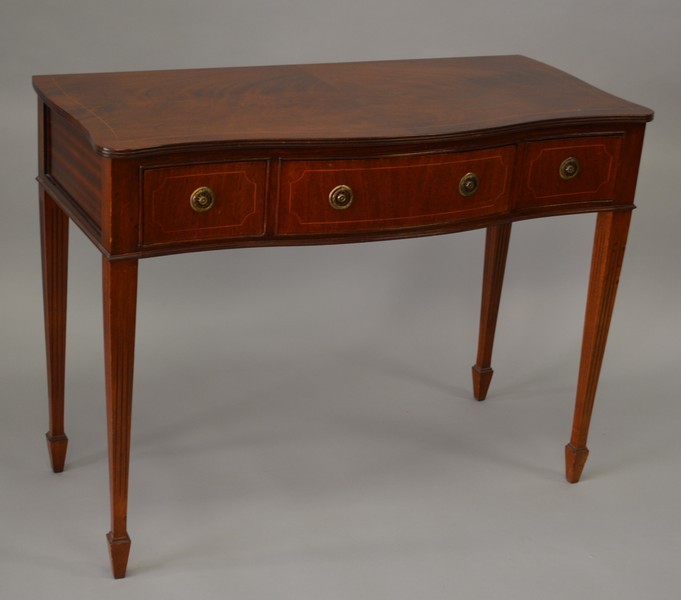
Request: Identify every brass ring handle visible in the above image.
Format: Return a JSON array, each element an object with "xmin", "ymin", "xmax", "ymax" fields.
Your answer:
[
  {"xmin": 459, "ymin": 172, "xmax": 479, "ymax": 197},
  {"xmin": 560, "ymin": 157, "xmax": 580, "ymax": 180},
  {"xmin": 190, "ymin": 186, "xmax": 215, "ymax": 212},
  {"xmin": 329, "ymin": 184, "xmax": 354, "ymax": 210}
]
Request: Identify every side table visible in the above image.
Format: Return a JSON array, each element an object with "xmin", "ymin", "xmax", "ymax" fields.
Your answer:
[{"xmin": 33, "ymin": 56, "xmax": 653, "ymax": 578}]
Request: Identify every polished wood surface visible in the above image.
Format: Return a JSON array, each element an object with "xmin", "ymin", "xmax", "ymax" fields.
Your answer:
[
  {"xmin": 278, "ymin": 147, "xmax": 514, "ymax": 235},
  {"xmin": 143, "ymin": 161, "xmax": 268, "ymax": 245},
  {"xmin": 35, "ymin": 56, "xmax": 652, "ymax": 578},
  {"xmin": 40, "ymin": 190, "xmax": 69, "ymax": 473},
  {"xmin": 102, "ymin": 258, "xmax": 137, "ymax": 578},
  {"xmin": 566, "ymin": 210, "xmax": 632, "ymax": 483},
  {"xmin": 33, "ymin": 56, "xmax": 651, "ymax": 156},
  {"xmin": 49, "ymin": 110, "xmax": 103, "ymax": 228},
  {"xmin": 520, "ymin": 135, "xmax": 622, "ymax": 207},
  {"xmin": 472, "ymin": 223, "xmax": 512, "ymax": 401}
]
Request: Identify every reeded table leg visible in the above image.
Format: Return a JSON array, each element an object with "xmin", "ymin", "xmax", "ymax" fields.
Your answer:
[
  {"xmin": 566, "ymin": 211, "xmax": 632, "ymax": 483},
  {"xmin": 102, "ymin": 257, "xmax": 138, "ymax": 578},
  {"xmin": 40, "ymin": 190, "xmax": 69, "ymax": 473},
  {"xmin": 472, "ymin": 223, "xmax": 512, "ymax": 401}
]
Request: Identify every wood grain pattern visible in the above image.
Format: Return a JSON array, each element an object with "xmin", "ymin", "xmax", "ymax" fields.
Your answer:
[
  {"xmin": 40, "ymin": 189, "xmax": 69, "ymax": 473},
  {"xmin": 566, "ymin": 210, "xmax": 631, "ymax": 483},
  {"xmin": 520, "ymin": 135, "xmax": 622, "ymax": 207},
  {"xmin": 472, "ymin": 223, "xmax": 512, "ymax": 401},
  {"xmin": 142, "ymin": 161, "xmax": 267, "ymax": 245},
  {"xmin": 102, "ymin": 157, "xmax": 140, "ymax": 255},
  {"xmin": 278, "ymin": 147, "xmax": 514, "ymax": 235},
  {"xmin": 48, "ymin": 109, "xmax": 103, "ymax": 228},
  {"xmin": 32, "ymin": 56, "xmax": 652, "ymax": 157},
  {"xmin": 102, "ymin": 258, "xmax": 138, "ymax": 578}
]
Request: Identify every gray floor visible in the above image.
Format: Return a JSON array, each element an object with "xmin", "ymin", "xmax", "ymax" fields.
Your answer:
[{"xmin": 2, "ymin": 1, "xmax": 681, "ymax": 599}]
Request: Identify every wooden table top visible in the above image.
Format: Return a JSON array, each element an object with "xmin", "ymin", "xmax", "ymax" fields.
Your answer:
[{"xmin": 33, "ymin": 55, "xmax": 652, "ymax": 157}]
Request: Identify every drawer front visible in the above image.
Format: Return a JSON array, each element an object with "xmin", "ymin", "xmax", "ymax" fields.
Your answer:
[
  {"xmin": 277, "ymin": 147, "xmax": 515, "ymax": 235},
  {"xmin": 142, "ymin": 161, "xmax": 267, "ymax": 246},
  {"xmin": 520, "ymin": 136, "xmax": 622, "ymax": 207}
]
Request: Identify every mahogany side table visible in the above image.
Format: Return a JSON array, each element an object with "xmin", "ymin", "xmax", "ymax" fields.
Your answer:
[{"xmin": 33, "ymin": 56, "xmax": 653, "ymax": 578}]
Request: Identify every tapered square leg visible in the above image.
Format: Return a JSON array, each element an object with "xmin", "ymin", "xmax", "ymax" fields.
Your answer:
[
  {"xmin": 45, "ymin": 433, "xmax": 69, "ymax": 474},
  {"xmin": 40, "ymin": 190, "xmax": 69, "ymax": 473},
  {"xmin": 471, "ymin": 366, "xmax": 494, "ymax": 402},
  {"xmin": 565, "ymin": 444, "xmax": 590, "ymax": 484},
  {"xmin": 103, "ymin": 257, "xmax": 138, "ymax": 578},
  {"xmin": 566, "ymin": 211, "xmax": 631, "ymax": 483},
  {"xmin": 472, "ymin": 223, "xmax": 512, "ymax": 401},
  {"xmin": 107, "ymin": 532, "xmax": 132, "ymax": 579}
]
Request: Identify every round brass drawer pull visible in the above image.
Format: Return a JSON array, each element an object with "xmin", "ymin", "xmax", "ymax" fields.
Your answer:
[
  {"xmin": 190, "ymin": 186, "xmax": 215, "ymax": 212},
  {"xmin": 329, "ymin": 184, "xmax": 354, "ymax": 210},
  {"xmin": 560, "ymin": 157, "xmax": 580, "ymax": 180},
  {"xmin": 459, "ymin": 172, "xmax": 479, "ymax": 197}
]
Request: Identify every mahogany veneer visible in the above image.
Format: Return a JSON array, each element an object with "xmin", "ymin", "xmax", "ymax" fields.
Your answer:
[{"xmin": 33, "ymin": 55, "xmax": 653, "ymax": 578}]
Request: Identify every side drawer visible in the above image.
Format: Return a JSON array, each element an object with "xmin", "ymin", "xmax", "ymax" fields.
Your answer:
[
  {"xmin": 519, "ymin": 136, "xmax": 622, "ymax": 208},
  {"xmin": 142, "ymin": 161, "xmax": 267, "ymax": 246},
  {"xmin": 277, "ymin": 147, "xmax": 515, "ymax": 236}
]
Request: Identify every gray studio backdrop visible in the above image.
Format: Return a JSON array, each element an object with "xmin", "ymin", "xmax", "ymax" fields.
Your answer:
[{"xmin": 1, "ymin": 1, "xmax": 680, "ymax": 599}]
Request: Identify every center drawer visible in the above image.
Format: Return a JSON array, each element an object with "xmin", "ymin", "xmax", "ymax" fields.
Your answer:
[{"xmin": 277, "ymin": 147, "xmax": 515, "ymax": 235}]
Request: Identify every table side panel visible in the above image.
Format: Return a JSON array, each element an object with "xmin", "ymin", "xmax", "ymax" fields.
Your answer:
[
  {"xmin": 46, "ymin": 108, "xmax": 103, "ymax": 230},
  {"xmin": 612, "ymin": 124, "xmax": 648, "ymax": 206}
]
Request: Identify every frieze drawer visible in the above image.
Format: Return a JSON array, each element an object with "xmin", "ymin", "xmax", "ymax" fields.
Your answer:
[{"xmin": 277, "ymin": 147, "xmax": 515, "ymax": 235}]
